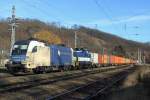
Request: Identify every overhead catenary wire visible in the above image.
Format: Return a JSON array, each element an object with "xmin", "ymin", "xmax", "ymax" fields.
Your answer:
[
  {"xmin": 93, "ymin": 0, "xmax": 113, "ymax": 22},
  {"xmin": 21, "ymin": 0, "xmax": 61, "ymax": 21},
  {"xmin": 36, "ymin": 0, "xmax": 84, "ymax": 27},
  {"xmin": 36, "ymin": 0, "xmax": 64, "ymax": 15},
  {"xmin": 21, "ymin": 0, "xmax": 72, "ymax": 26},
  {"xmin": 35, "ymin": 0, "xmax": 70, "ymax": 27},
  {"xmin": 93, "ymin": 0, "xmax": 121, "ymax": 33},
  {"xmin": 33, "ymin": 0, "xmax": 106, "ymax": 28}
]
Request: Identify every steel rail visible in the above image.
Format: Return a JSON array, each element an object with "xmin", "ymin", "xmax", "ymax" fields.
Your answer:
[
  {"xmin": 0, "ymin": 65, "xmax": 129, "ymax": 93},
  {"xmin": 47, "ymin": 66, "xmax": 135, "ymax": 100}
]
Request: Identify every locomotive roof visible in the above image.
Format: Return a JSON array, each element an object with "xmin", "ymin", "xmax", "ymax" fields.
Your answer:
[
  {"xmin": 15, "ymin": 40, "xmax": 30, "ymax": 45},
  {"xmin": 15, "ymin": 38, "xmax": 46, "ymax": 45}
]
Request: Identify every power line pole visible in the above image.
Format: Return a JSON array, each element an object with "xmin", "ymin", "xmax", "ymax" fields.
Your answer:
[
  {"xmin": 138, "ymin": 48, "xmax": 140, "ymax": 64},
  {"xmin": 143, "ymin": 50, "xmax": 146, "ymax": 64},
  {"xmin": 138, "ymin": 48, "xmax": 142, "ymax": 64},
  {"xmin": 8, "ymin": 6, "xmax": 19, "ymax": 53},
  {"xmin": 11, "ymin": 6, "xmax": 16, "ymax": 49},
  {"xmin": 140, "ymin": 49, "xmax": 142, "ymax": 64},
  {"xmin": 75, "ymin": 31, "xmax": 77, "ymax": 48},
  {"xmin": 143, "ymin": 56, "xmax": 145, "ymax": 64},
  {"xmin": 138, "ymin": 48, "xmax": 139, "ymax": 64}
]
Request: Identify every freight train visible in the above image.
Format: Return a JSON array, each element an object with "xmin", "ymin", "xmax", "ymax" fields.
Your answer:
[{"xmin": 5, "ymin": 39, "xmax": 136, "ymax": 73}]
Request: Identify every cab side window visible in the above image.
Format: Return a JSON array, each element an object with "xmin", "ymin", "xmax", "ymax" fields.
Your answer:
[{"xmin": 32, "ymin": 46, "xmax": 37, "ymax": 53}]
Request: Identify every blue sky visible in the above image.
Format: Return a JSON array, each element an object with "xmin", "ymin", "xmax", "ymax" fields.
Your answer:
[{"xmin": 0, "ymin": 0, "xmax": 150, "ymax": 42}]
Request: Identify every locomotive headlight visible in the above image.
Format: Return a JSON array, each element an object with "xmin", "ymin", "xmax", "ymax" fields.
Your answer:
[
  {"xmin": 21, "ymin": 60, "xmax": 27, "ymax": 64},
  {"xmin": 8, "ymin": 60, "xmax": 13, "ymax": 64}
]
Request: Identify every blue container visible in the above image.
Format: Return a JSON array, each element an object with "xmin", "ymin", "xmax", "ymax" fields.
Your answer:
[{"xmin": 49, "ymin": 45, "xmax": 72, "ymax": 67}]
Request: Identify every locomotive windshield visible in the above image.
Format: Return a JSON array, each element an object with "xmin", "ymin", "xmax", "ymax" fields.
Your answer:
[{"xmin": 11, "ymin": 41, "xmax": 29, "ymax": 55}]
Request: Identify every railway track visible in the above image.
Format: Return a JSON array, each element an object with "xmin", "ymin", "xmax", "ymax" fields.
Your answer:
[
  {"xmin": 0, "ymin": 67, "xmax": 39, "ymax": 79},
  {"xmin": 0, "ymin": 68, "xmax": 13, "ymax": 78},
  {"xmin": 0, "ymin": 65, "xmax": 130, "ymax": 93},
  {"xmin": 0, "ymin": 73, "xmax": 35, "ymax": 79},
  {"xmin": 0, "ymin": 65, "xmax": 130, "ymax": 79},
  {"xmin": 46, "ymin": 66, "xmax": 135, "ymax": 100},
  {"xmin": 0, "ymin": 67, "xmax": 113, "ymax": 79}
]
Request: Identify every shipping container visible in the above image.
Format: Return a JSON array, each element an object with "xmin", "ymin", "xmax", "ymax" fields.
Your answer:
[
  {"xmin": 114, "ymin": 56, "xmax": 119, "ymax": 64},
  {"xmin": 110, "ymin": 55, "xmax": 115, "ymax": 64},
  {"xmin": 122, "ymin": 57, "xmax": 125, "ymax": 64},
  {"xmin": 120, "ymin": 57, "xmax": 123, "ymax": 64},
  {"xmin": 90, "ymin": 53, "xmax": 98, "ymax": 64},
  {"xmin": 126, "ymin": 58, "xmax": 130, "ymax": 64},
  {"xmin": 103, "ymin": 54, "xmax": 109, "ymax": 64},
  {"xmin": 98, "ymin": 54, "xmax": 109, "ymax": 65},
  {"xmin": 118, "ymin": 57, "xmax": 121, "ymax": 64},
  {"xmin": 49, "ymin": 45, "xmax": 73, "ymax": 67},
  {"xmin": 98, "ymin": 54, "xmax": 102, "ymax": 64}
]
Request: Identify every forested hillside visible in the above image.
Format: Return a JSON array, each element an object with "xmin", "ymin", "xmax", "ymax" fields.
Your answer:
[{"xmin": 0, "ymin": 19, "xmax": 150, "ymax": 63}]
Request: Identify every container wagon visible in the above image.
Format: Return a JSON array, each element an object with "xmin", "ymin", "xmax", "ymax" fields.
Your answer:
[
  {"xmin": 47, "ymin": 44, "xmax": 73, "ymax": 71},
  {"xmin": 90, "ymin": 53, "xmax": 99, "ymax": 67}
]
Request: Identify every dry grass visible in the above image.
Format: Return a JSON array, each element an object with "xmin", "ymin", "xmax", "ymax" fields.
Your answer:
[{"xmin": 105, "ymin": 65, "xmax": 150, "ymax": 100}]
